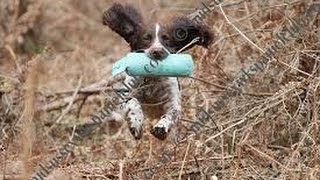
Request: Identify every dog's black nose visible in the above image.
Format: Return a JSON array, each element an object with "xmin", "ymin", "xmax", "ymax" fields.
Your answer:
[{"xmin": 148, "ymin": 48, "xmax": 169, "ymax": 60}]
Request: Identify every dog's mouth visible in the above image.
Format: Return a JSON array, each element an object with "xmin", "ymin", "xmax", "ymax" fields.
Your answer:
[
  {"xmin": 135, "ymin": 49, "xmax": 144, "ymax": 53},
  {"xmin": 134, "ymin": 49, "xmax": 169, "ymax": 60}
]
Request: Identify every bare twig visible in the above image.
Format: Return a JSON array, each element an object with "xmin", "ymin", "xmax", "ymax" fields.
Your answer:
[
  {"xmin": 44, "ymin": 77, "xmax": 83, "ymax": 136},
  {"xmin": 178, "ymin": 141, "xmax": 191, "ymax": 180}
]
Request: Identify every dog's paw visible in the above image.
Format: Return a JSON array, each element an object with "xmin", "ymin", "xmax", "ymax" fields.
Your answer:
[
  {"xmin": 151, "ymin": 117, "xmax": 173, "ymax": 140},
  {"xmin": 129, "ymin": 126, "xmax": 143, "ymax": 140},
  {"xmin": 150, "ymin": 126, "xmax": 168, "ymax": 140}
]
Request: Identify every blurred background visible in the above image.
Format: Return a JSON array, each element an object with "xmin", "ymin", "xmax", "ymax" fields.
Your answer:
[{"xmin": 0, "ymin": 0, "xmax": 319, "ymax": 179}]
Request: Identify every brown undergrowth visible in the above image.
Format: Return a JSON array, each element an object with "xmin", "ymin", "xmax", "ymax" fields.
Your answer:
[{"xmin": 1, "ymin": 0, "xmax": 319, "ymax": 179}]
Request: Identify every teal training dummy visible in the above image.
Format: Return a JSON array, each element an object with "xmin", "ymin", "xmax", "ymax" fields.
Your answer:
[{"xmin": 112, "ymin": 53, "xmax": 193, "ymax": 77}]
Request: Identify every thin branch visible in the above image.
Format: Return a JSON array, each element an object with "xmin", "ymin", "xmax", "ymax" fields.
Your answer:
[{"xmin": 44, "ymin": 77, "xmax": 83, "ymax": 136}]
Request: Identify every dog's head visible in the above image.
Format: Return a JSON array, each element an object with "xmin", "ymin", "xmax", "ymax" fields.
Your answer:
[{"xmin": 103, "ymin": 3, "xmax": 213, "ymax": 60}]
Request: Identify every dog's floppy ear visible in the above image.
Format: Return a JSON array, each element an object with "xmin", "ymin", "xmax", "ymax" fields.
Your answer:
[
  {"xmin": 103, "ymin": 3, "xmax": 144, "ymax": 44},
  {"xmin": 169, "ymin": 17, "xmax": 213, "ymax": 50}
]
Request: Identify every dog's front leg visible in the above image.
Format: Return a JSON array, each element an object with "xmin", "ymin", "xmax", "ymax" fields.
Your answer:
[
  {"xmin": 113, "ymin": 75, "xmax": 145, "ymax": 139},
  {"xmin": 150, "ymin": 77, "xmax": 181, "ymax": 140},
  {"xmin": 124, "ymin": 97, "xmax": 144, "ymax": 139}
]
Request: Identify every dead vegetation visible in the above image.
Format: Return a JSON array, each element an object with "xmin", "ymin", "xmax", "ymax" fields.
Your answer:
[{"xmin": 0, "ymin": 0, "xmax": 320, "ymax": 179}]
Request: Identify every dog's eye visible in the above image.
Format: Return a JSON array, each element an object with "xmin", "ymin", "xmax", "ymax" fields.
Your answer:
[
  {"xmin": 161, "ymin": 34, "xmax": 170, "ymax": 42},
  {"xmin": 142, "ymin": 33, "xmax": 152, "ymax": 41}
]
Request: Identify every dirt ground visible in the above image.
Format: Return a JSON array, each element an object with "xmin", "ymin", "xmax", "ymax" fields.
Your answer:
[{"xmin": 1, "ymin": 0, "xmax": 320, "ymax": 179}]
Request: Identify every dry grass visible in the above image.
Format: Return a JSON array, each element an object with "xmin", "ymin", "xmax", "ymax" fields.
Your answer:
[{"xmin": 1, "ymin": 0, "xmax": 320, "ymax": 179}]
